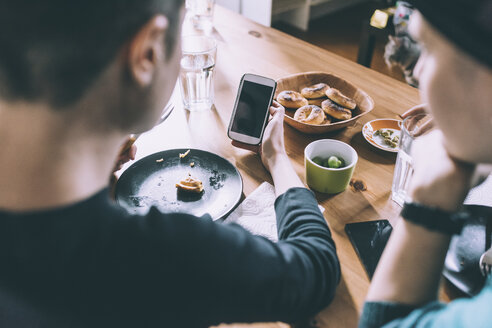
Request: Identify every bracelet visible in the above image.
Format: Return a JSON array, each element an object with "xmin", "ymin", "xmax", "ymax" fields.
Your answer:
[{"xmin": 400, "ymin": 202, "xmax": 471, "ymax": 235}]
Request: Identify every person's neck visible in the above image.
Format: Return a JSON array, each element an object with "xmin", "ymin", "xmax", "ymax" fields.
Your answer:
[{"xmin": 0, "ymin": 101, "xmax": 126, "ymax": 212}]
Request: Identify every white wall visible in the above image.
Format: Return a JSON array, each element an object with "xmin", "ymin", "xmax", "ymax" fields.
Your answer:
[{"xmin": 216, "ymin": 0, "xmax": 241, "ymax": 12}]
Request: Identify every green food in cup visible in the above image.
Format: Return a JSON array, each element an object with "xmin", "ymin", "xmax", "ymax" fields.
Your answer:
[
  {"xmin": 305, "ymin": 139, "xmax": 358, "ymax": 194},
  {"xmin": 311, "ymin": 155, "xmax": 345, "ymax": 169},
  {"xmin": 327, "ymin": 156, "xmax": 344, "ymax": 168},
  {"xmin": 312, "ymin": 156, "xmax": 325, "ymax": 166}
]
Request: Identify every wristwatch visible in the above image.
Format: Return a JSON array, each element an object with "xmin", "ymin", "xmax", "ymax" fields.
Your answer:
[{"xmin": 401, "ymin": 202, "xmax": 471, "ymax": 235}]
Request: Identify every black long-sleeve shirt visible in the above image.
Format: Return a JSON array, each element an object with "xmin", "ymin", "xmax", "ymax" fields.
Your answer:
[{"xmin": 0, "ymin": 187, "xmax": 340, "ymax": 327}]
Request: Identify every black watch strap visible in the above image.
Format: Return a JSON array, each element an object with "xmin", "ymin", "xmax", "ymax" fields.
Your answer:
[{"xmin": 400, "ymin": 202, "xmax": 470, "ymax": 235}]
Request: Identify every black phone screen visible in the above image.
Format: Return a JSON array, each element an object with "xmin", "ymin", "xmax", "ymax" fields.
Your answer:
[
  {"xmin": 345, "ymin": 220, "xmax": 393, "ymax": 279},
  {"xmin": 230, "ymin": 80, "xmax": 274, "ymax": 138}
]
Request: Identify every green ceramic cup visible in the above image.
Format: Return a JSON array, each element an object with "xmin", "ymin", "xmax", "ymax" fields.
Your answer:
[{"xmin": 305, "ymin": 139, "xmax": 358, "ymax": 194}]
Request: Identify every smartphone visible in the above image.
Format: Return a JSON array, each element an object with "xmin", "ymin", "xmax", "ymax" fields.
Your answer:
[
  {"xmin": 345, "ymin": 220, "xmax": 393, "ymax": 279},
  {"xmin": 227, "ymin": 74, "xmax": 277, "ymax": 145}
]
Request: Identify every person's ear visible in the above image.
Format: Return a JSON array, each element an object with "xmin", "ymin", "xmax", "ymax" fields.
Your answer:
[{"xmin": 127, "ymin": 15, "xmax": 169, "ymax": 87}]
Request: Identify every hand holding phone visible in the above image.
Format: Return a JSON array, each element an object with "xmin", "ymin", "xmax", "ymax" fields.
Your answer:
[{"xmin": 228, "ymin": 74, "xmax": 277, "ymax": 146}]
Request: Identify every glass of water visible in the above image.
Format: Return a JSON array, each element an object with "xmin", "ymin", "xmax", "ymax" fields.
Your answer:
[
  {"xmin": 186, "ymin": 0, "xmax": 216, "ymax": 33},
  {"xmin": 391, "ymin": 113, "xmax": 433, "ymax": 206},
  {"xmin": 179, "ymin": 36, "xmax": 217, "ymax": 112}
]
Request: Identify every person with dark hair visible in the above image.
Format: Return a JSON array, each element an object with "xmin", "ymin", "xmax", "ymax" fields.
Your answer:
[
  {"xmin": 0, "ymin": 1, "xmax": 340, "ymax": 327},
  {"xmin": 359, "ymin": 0, "xmax": 492, "ymax": 327}
]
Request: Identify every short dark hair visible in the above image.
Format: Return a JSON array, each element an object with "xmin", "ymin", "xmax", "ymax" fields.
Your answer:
[{"xmin": 0, "ymin": 0, "xmax": 184, "ymax": 108}]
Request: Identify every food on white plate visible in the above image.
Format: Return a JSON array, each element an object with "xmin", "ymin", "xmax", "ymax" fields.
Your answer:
[{"xmin": 374, "ymin": 129, "xmax": 400, "ymax": 148}]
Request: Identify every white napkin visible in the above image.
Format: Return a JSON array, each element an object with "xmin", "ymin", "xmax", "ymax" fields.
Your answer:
[
  {"xmin": 224, "ymin": 182, "xmax": 324, "ymax": 242},
  {"xmin": 224, "ymin": 182, "xmax": 279, "ymax": 242}
]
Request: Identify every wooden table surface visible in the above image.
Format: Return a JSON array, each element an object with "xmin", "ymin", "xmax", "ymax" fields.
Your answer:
[{"xmin": 122, "ymin": 5, "xmax": 456, "ymax": 328}]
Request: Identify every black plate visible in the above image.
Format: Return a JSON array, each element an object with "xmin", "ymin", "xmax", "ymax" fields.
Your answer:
[{"xmin": 115, "ymin": 149, "xmax": 243, "ymax": 220}]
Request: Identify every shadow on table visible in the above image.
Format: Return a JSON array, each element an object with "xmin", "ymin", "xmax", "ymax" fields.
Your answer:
[
  {"xmin": 292, "ymin": 276, "xmax": 359, "ymax": 328},
  {"xmin": 184, "ymin": 105, "xmax": 232, "ymax": 155}
]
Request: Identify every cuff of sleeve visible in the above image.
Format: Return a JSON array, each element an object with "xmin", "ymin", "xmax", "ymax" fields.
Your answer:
[
  {"xmin": 274, "ymin": 187, "xmax": 319, "ymax": 213},
  {"xmin": 359, "ymin": 302, "xmax": 417, "ymax": 328}
]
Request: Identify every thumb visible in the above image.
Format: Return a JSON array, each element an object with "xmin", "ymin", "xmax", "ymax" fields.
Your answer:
[{"xmin": 273, "ymin": 106, "xmax": 285, "ymax": 120}]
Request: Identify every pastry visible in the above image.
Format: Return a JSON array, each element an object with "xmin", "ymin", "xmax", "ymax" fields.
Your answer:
[
  {"xmin": 321, "ymin": 116, "xmax": 332, "ymax": 125},
  {"xmin": 308, "ymin": 97, "xmax": 327, "ymax": 107},
  {"xmin": 301, "ymin": 83, "xmax": 329, "ymax": 99},
  {"xmin": 176, "ymin": 174, "xmax": 204, "ymax": 193},
  {"xmin": 294, "ymin": 105, "xmax": 325, "ymax": 125},
  {"xmin": 325, "ymin": 88, "xmax": 357, "ymax": 110},
  {"xmin": 277, "ymin": 90, "xmax": 308, "ymax": 109},
  {"xmin": 322, "ymin": 98, "xmax": 352, "ymax": 121}
]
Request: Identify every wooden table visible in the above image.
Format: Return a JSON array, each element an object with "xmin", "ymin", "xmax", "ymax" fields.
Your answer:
[{"xmin": 122, "ymin": 5, "xmax": 456, "ymax": 328}]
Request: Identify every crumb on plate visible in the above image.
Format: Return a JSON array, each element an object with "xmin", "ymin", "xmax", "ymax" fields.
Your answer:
[{"xmin": 179, "ymin": 149, "xmax": 190, "ymax": 159}]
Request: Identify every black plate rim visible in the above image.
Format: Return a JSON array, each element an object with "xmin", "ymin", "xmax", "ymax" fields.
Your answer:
[{"xmin": 115, "ymin": 148, "xmax": 243, "ymax": 220}]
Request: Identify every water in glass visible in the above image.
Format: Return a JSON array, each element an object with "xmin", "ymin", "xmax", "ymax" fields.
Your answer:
[{"xmin": 179, "ymin": 51, "xmax": 215, "ymax": 111}]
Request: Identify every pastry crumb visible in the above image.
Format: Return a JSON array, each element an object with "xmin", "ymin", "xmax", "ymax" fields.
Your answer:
[
  {"xmin": 350, "ymin": 179, "xmax": 367, "ymax": 192},
  {"xmin": 179, "ymin": 149, "xmax": 190, "ymax": 159},
  {"xmin": 156, "ymin": 158, "xmax": 164, "ymax": 163}
]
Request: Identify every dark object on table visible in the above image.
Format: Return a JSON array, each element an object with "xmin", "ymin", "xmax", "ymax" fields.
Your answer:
[
  {"xmin": 346, "ymin": 220, "xmax": 393, "ymax": 279},
  {"xmin": 443, "ymin": 205, "xmax": 492, "ymax": 296},
  {"xmin": 115, "ymin": 149, "xmax": 243, "ymax": 220}
]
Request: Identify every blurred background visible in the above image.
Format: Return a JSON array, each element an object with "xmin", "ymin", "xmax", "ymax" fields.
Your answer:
[{"xmin": 216, "ymin": 0, "xmax": 417, "ymax": 86}]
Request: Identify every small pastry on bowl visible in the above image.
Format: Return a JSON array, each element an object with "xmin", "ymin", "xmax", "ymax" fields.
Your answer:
[
  {"xmin": 301, "ymin": 83, "xmax": 329, "ymax": 99},
  {"xmin": 294, "ymin": 105, "xmax": 325, "ymax": 125},
  {"xmin": 308, "ymin": 97, "xmax": 328, "ymax": 107},
  {"xmin": 322, "ymin": 98, "xmax": 352, "ymax": 121},
  {"xmin": 277, "ymin": 90, "xmax": 308, "ymax": 109},
  {"xmin": 321, "ymin": 116, "xmax": 332, "ymax": 125},
  {"xmin": 325, "ymin": 87, "xmax": 357, "ymax": 110}
]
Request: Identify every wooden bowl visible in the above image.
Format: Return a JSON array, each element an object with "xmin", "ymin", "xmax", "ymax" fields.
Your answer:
[{"xmin": 276, "ymin": 72, "xmax": 374, "ymax": 134}]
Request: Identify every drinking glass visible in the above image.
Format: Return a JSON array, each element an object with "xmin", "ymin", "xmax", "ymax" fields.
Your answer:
[
  {"xmin": 179, "ymin": 36, "xmax": 217, "ymax": 112},
  {"xmin": 391, "ymin": 113, "xmax": 433, "ymax": 206},
  {"xmin": 186, "ymin": 0, "xmax": 216, "ymax": 33}
]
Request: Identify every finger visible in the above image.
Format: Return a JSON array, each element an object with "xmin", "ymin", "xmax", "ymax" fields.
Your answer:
[
  {"xmin": 120, "ymin": 136, "xmax": 137, "ymax": 154},
  {"xmin": 414, "ymin": 119, "xmax": 434, "ymax": 137},
  {"xmin": 271, "ymin": 104, "xmax": 285, "ymax": 119},
  {"xmin": 401, "ymin": 104, "xmax": 428, "ymax": 119},
  {"xmin": 129, "ymin": 144, "xmax": 137, "ymax": 160},
  {"xmin": 272, "ymin": 100, "xmax": 283, "ymax": 109},
  {"xmin": 406, "ymin": 115, "xmax": 420, "ymax": 132},
  {"xmin": 269, "ymin": 101, "xmax": 285, "ymax": 115}
]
